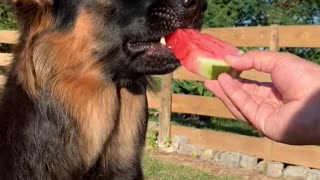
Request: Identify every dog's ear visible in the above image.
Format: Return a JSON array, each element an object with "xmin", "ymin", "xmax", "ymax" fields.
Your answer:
[
  {"xmin": 7, "ymin": 0, "xmax": 55, "ymax": 32},
  {"xmin": 7, "ymin": 0, "xmax": 53, "ymax": 15},
  {"xmin": 10, "ymin": 0, "xmax": 53, "ymax": 7}
]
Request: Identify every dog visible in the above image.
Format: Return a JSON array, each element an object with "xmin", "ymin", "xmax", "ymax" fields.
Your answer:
[{"xmin": 0, "ymin": 0, "xmax": 207, "ymax": 179}]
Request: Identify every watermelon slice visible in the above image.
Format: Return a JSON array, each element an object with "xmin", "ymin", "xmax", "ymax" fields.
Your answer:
[{"xmin": 164, "ymin": 29, "xmax": 243, "ymax": 80}]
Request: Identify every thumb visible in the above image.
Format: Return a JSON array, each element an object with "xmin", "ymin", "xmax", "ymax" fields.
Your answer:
[
  {"xmin": 224, "ymin": 54, "xmax": 253, "ymax": 71},
  {"xmin": 225, "ymin": 50, "xmax": 302, "ymax": 74}
]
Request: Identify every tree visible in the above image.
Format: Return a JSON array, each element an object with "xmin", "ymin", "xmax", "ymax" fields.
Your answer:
[
  {"xmin": 203, "ymin": 0, "xmax": 320, "ymax": 63},
  {"xmin": 0, "ymin": 2, "xmax": 16, "ymax": 30},
  {"xmin": 204, "ymin": 0, "xmax": 319, "ymax": 27}
]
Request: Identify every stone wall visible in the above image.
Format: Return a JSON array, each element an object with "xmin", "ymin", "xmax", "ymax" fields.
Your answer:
[{"xmin": 160, "ymin": 134, "xmax": 320, "ymax": 180}]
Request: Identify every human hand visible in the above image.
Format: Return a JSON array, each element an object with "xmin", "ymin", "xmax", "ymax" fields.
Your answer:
[{"xmin": 204, "ymin": 50, "xmax": 320, "ymax": 145}]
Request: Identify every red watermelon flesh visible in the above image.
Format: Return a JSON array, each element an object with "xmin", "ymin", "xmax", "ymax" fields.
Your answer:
[{"xmin": 165, "ymin": 29, "xmax": 243, "ymax": 80}]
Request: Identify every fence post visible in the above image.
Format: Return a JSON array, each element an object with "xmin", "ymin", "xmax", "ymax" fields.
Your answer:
[
  {"xmin": 158, "ymin": 73, "xmax": 173, "ymax": 147},
  {"xmin": 264, "ymin": 24, "xmax": 280, "ymax": 162},
  {"xmin": 270, "ymin": 24, "xmax": 280, "ymax": 52}
]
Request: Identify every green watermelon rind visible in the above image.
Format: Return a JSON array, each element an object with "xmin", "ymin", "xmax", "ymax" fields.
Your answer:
[{"xmin": 198, "ymin": 57, "xmax": 242, "ymax": 80}]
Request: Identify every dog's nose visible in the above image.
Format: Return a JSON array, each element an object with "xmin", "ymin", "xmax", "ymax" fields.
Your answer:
[{"xmin": 149, "ymin": 0, "xmax": 208, "ymax": 30}]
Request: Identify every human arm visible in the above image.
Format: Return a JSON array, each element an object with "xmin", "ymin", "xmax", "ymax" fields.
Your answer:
[{"xmin": 205, "ymin": 50, "xmax": 320, "ymax": 145}]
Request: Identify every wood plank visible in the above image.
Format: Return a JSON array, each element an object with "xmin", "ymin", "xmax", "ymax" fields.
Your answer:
[
  {"xmin": 171, "ymin": 125, "xmax": 265, "ymax": 157},
  {"xmin": 201, "ymin": 26, "xmax": 271, "ymax": 47},
  {"xmin": 173, "ymin": 67, "xmax": 271, "ymax": 82},
  {"xmin": 171, "ymin": 94, "xmax": 235, "ymax": 119},
  {"xmin": 201, "ymin": 25, "xmax": 320, "ymax": 48},
  {"xmin": 241, "ymin": 69, "xmax": 271, "ymax": 82},
  {"xmin": 271, "ymin": 142, "xmax": 320, "ymax": 169},
  {"xmin": 263, "ymin": 25, "xmax": 279, "ymax": 162},
  {"xmin": 0, "ymin": 53, "xmax": 13, "ymax": 66},
  {"xmin": 1, "ymin": 25, "xmax": 319, "ymax": 47},
  {"xmin": 270, "ymin": 25, "xmax": 280, "ymax": 52},
  {"xmin": 147, "ymin": 91, "xmax": 160, "ymax": 109},
  {"xmin": 279, "ymin": 25, "xmax": 320, "ymax": 48},
  {"xmin": 171, "ymin": 125, "xmax": 320, "ymax": 169},
  {"xmin": 173, "ymin": 67, "xmax": 206, "ymax": 82},
  {"xmin": 158, "ymin": 73, "xmax": 173, "ymax": 145},
  {"xmin": 147, "ymin": 93, "xmax": 237, "ymax": 119},
  {"xmin": 0, "ymin": 75, "xmax": 6, "ymax": 87},
  {"xmin": 0, "ymin": 30, "xmax": 19, "ymax": 44}
]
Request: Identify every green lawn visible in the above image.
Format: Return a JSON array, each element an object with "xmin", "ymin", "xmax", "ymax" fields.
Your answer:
[{"xmin": 143, "ymin": 155, "xmax": 238, "ymax": 180}]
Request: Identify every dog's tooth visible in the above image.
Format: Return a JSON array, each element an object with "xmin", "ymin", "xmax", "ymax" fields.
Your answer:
[{"xmin": 160, "ymin": 37, "xmax": 166, "ymax": 45}]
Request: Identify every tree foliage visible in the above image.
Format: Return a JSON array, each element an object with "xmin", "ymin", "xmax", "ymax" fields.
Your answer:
[
  {"xmin": 203, "ymin": 0, "xmax": 320, "ymax": 66},
  {"xmin": 0, "ymin": 3, "xmax": 16, "ymax": 30},
  {"xmin": 204, "ymin": 0, "xmax": 319, "ymax": 27}
]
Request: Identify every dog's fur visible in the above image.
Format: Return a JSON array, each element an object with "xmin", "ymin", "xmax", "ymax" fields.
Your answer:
[{"xmin": 0, "ymin": 0, "xmax": 207, "ymax": 179}]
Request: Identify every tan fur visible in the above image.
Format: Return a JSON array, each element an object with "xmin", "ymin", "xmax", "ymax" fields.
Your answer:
[
  {"xmin": 101, "ymin": 85, "xmax": 147, "ymax": 170},
  {"xmin": 14, "ymin": 10, "xmax": 119, "ymax": 166},
  {"xmin": 115, "ymin": 87, "xmax": 147, "ymax": 167},
  {"xmin": 12, "ymin": 2, "xmax": 55, "ymax": 97},
  {"xmin": 11, "ymin": 0, "xmax": 53, "ymax": 6}
]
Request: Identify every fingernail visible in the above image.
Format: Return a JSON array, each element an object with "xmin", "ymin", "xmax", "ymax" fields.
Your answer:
[
  {"xmin": 225, "ymin": 55, "xmax": 240, "ymax": 65},
  {"xmin": 225, "ymin": 55, "xmax": 241, "ymax": 61},
  {"xmin": 218, "ymin": 73, "xmax": 230, "ymax": 79}
]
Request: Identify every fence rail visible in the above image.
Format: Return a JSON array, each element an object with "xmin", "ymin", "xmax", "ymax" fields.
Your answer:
[
  {"xmin": 202, "ymin": 25, "xmax": 320, "ymax": 48},
  {"xmin": 1, "ymin": 25, "xmax": 320, "ymax": 169},
  {"xmin": 171, "ymin": 125, "xmax": 320, "ymax": 169}
]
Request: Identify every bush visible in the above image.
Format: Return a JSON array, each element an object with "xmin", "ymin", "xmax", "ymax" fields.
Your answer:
[{"xmin": 0, "ymin": 2, "xmax": 16, "ymax": 30}]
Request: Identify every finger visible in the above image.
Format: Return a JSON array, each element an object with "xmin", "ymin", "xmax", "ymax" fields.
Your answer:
[
  {"xmin": 236, "ymin": 78, "xmax": 282, "ymax": 102},
  {"xmin": 235, "ymin": 79, "xmax": 275, "ymax": 99},
  {"xmin": 232, "ymin": 79, "xmax": 265, "ymax": 104},
  {"xmin": 225, "ymin": 50, "xmax": 302, "ymax": 74},
  {"xmin": 204, "ymin": 80, "xmax": 247, "ymax": 121},
  {"xmin": 204, "ymin": 80, "xmax": 225, "ymax": 98},
  {"xmin": 218, "ymin": 73, "xmax": 259, "ymax": 123}
]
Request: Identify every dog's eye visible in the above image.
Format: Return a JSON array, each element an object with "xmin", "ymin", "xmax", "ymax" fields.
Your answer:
[{"xmin": 181, "ymin": 0, "xmax": 196, "ymax": 9}]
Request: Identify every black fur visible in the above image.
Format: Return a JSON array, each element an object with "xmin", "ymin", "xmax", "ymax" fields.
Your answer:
[
  {"xmin": 0, "ymin": 76, "xmax": 83, "ymax": 179},
  {"xmin": 53, "ymin": 0, "xmax": 83, "ymax": 29},
  {"xmin": 0, "ymin": 0, "xmax": 207, "ymax": 179}
]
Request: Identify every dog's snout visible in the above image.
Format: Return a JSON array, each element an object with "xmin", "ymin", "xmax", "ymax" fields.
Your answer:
[{"xmin": 149, "ymin": 0, "xmax": 208, "ymax": 31}]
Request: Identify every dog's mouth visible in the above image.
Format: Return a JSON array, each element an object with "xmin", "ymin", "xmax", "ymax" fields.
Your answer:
[
  {"xmin": 123, "ymin": 0, "xmax": 206, "ymax": 75},
  {"xmin": 124, "ymin": 31, "xmax": 180, "ymax": 75},
  {"xmin": 126, "ymin": 34, "xmax": 174, "ymax": 60},
  {"xmin": 125, "ymin": 1, "xmax": 205, "ymax": 64}
]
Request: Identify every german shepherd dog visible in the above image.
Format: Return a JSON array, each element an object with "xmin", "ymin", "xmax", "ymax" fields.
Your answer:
[{"xmin": 0, "ymin": 0, "xmax": 207, "ymax": 179}]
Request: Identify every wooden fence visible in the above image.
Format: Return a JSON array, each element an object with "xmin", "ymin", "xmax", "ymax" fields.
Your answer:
[
  {"xmin": 147, "ymin": 24, "xmax": 320, "ymax": 169},
  {"xmin": 1, "ymin": 25, "xmax": 320, "ymax": 169}
]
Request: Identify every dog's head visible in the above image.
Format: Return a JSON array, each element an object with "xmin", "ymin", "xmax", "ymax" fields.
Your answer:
[{"xmin": 9, "ymin": 0, "xmax": 207, "ymax": 81}]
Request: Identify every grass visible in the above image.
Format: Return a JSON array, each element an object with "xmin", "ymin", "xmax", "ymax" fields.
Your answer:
[{"xmin": 143, "ymin": 155, "xmax": 238, "ymax": 180}]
